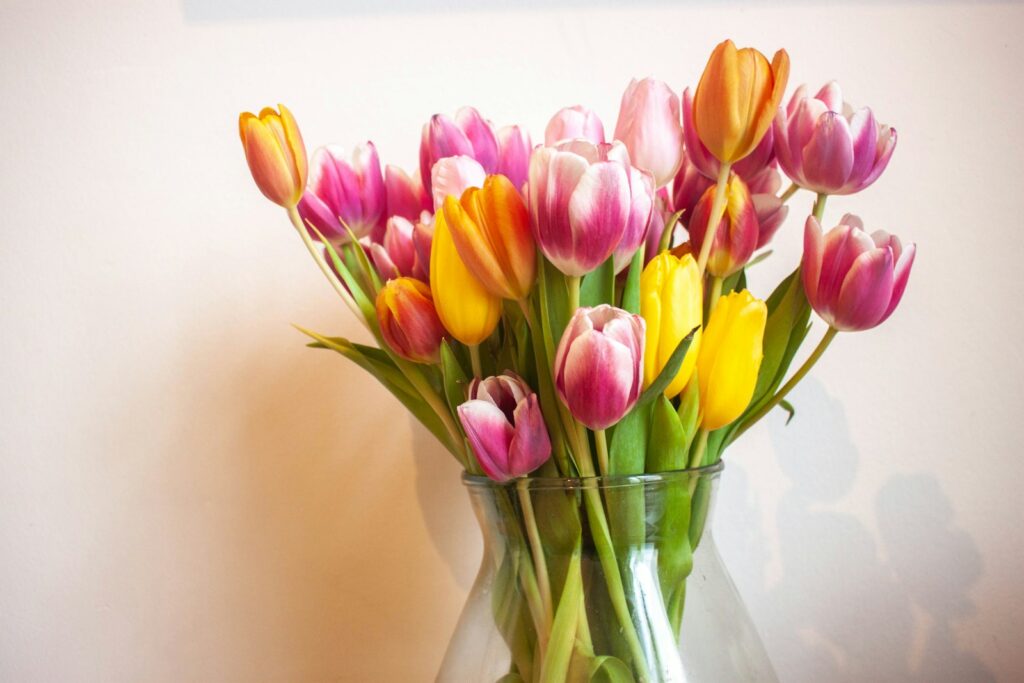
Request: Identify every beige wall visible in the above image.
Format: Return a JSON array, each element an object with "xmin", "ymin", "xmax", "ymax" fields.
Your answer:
[{"xmin": 1, "ymin": 0, "xmax": 1021, "ymax": 680}]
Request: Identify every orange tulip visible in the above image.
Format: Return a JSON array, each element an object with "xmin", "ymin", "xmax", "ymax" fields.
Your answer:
[
  {"xmin": 238, "ymin": 104, "xmax": 308, "ymax": 208},
  {"xmin": 375, "ymin": 278, "xmax": 447, "ymax": 364},
  {"xmin": 693, "ymin": 40, "xmax": 790, "ymax": 164}
]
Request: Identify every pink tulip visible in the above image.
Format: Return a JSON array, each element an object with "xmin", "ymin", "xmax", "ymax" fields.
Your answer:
[
  {"xmin": 774, "ymin": 82, "xmax": 897, "ymax": 195},
  {"xmin": 553, "ymin": 305, "xmax": 645, "ymax": 430},
  {"xmin": 528, "ymin": 140, "xmax": 653, "ymax": 277},
  {"xmin": 297, "ymin": 143, "xmax": 386, "ymax": 243},
  {"xmin": 544, "ymin": 105, "xmax": 606, "ymax": 145},
  {"xmin": 613, "ymin": 78, "xmax": 684, "ymax": 188},
  {"xmin": 802, "ymin": 215, "xmax": 915, "ymax": 331},
  {"xmin": 496, "ymin": 125, "xmax": 533, "ymax": 191},
  {"xmin": 384, "ymin": 165, "xmax": 430, "ymax": 222},
  {"xmin": 367, "ymin": 216, "xmax": 429, "ymax": 282},
  {"xmin": 457, "ymin": 373, "xmax": 552, "ymax": 482},
  {"xmin": 681, "ymin": 87, "xmax": 776, "ymax": 182},
  {"xmin": 419, "ymin": 107, "xmax": 498, "ymax": 197},
  {"xmin": 430, "ymin": 155, "xmax": 486, "ymax": 211},
  {"xmin": 688, "ymin": 174, "xmax": 759, "ymax": 277},
  {"xmin": 643, "ymin": 187, "xmax": 672, "ymax": 263}
]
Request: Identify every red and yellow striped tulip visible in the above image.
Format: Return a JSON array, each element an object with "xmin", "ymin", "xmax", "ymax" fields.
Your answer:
[{"xmin": 238, "ymin": 104, "xmax": 307, "ymax": 208}]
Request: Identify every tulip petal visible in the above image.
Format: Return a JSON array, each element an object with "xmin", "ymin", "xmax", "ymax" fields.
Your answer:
[
  {"xmin": 508, "ymin": 395, "xmax": 552, "ymax": 477},
  {"xmin": 834, "ymin": 248, "xmax": 895, "ymax": 331},
  {"xmin": 459, "ymin": 400, "xmax": 516, "ymax": 481},
  {"xmin": 878, "ymin": 242, "xmax": 915, "ymax": 325},
  {"xmin": 566, "ymin": 161, "xmax": 630, "ymax": 275},
  {"xmin": 802, "ymin": 112, "xmax": 855, "ymax": 192},
  {"xmin": 845, "ymin": 107, "xmax": 879, "ymax": 192},
  {"xmin": 801, "ymin": 216, "xmax": 825, "ymax": 313},
  {"xmin": 561, "ymin": 331, "xmax": 635, "ymax": 430},
  {"xmin": 456, "ymin": 106, "xmax": 500, "ymax": 173}
]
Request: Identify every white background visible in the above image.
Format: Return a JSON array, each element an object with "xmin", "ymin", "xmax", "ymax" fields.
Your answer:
[{"xmin": 2, "ymin": 0, "xmax": 1022, "ymax": 681}]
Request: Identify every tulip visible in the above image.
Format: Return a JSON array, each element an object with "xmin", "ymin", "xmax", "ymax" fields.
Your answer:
[
  {"xmin": 696, "ymin": 289, "xmax": 767, "ymax": 430},
  {"xmin": 643, "ymin": 188, "xmax": 672, "ymax": 263},
  {"xmin": 430, "ymin": 210, "xmax": 502, "ymax": 345},
  {"xmin": 613, "ymin": 78, "xmax": 684, "ymax": 188},
  {"xmin": 375, "ymin": 277, "xmax": 447, "ymax": 363},
  {"xmin": 384, "ymin": 165, "xmax": 431, "ymax": 222},
  {"xmin": 774, "ymin": 82, "xmax": 897, "ymax": 195},
  {"xmin": 528, "ymin": 140, "xmax": 654, "ymax": 277},
  {"xmin": 367, "ymin": 216, "xmax": 429, "ymax": 282},
  {"xmin": 802, "ymin": 215, "xmax": 915, "ymax": 331},
  {"xmin": 430, "ymin": 155, "xmax": 486, "ymax": 212},
  {"xmin": 238, "ymin": 104, "xmax": 308, "ymax": 208},
  {"xmin": 297, "ymin": 143, "xmax": 386, "ymax": 243},
  {"xmin": 457, "ymin": 373, "xmax": 552, "ymax": 482},
  {"xmin": 544, "ymin": 105, "xmax": 606, "ymax": 145},
  {"xmin": 496, "ymin": 125, "xmax": 533, "ymax": 191},
  {"xmin": 687, "ymin": 174, "xmax": 759, "ymax": 277},
  {"xmin": 442, "ymin": 175, "xmax": 536, "ymax": 301},
  {"xmin": 681, "ymin": 87, "xmax": 776, "ymax": 183},
  {"xmin": 553, "ymin": 305, "xmax": 645, "ymax": 430},
  {"xmin": 419, "ymin": 107, "xmax": 498, "ymax": 197},
  {"xmin": 693, "ymin": 40, "xmax": 790, "ymax": 164},
  {"xmin": 640, "ymin": 253, "xmax": 702, "ymax": 398}
]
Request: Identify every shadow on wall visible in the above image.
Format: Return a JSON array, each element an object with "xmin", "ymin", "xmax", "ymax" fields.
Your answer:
[{"xmin": 732, "ymin": 378, "xmax": 994, "ymax": 683}]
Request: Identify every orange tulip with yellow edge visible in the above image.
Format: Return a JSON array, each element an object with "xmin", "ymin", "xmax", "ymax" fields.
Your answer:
[
  {"xmin": 640, "ymin": 252, "xmax": 703, "ymax": 398},
  {"xmin": 693, "ymin": 40, "xmax": 790, "ymax": 164},
  {"xmin": 238, "ymin": 104, "xmax": 308, "ymax": 208}
]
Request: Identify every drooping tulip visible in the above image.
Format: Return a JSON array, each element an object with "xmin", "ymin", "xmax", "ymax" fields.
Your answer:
[
  {"xmin": 696, "ymin": 289, "xmax": 767, "ymax": 429},
  {"xmin": 528, "ymin": 140, "xmax": 654, "ymax": 277},
  {"xmin": 238, "ymin": 104, "xmax": 307, "ymax": 208},
  {"xmin": 297, "ymin": 143, "xmax": 386, "ymax": 243},
  {"xmin": 458, "ymin": 373, "xmax": 552, "ymax": 482},
  {"xmin": 420, "ymin": 107, "xmax": 498, "ymax": 196},
  {"xmin": 496, "ymin": 125, "xmax": 533, "ymax": 191},
  {"xmin": 384, "ymin": 165, "xmax": 431, "ymax": 222},
  {"xmin": 429, "ymin": 210, "xmax": 502, "ymax": 345},
  {"xmin": 442, "ymin": 174, "xmax": 536, "ymax": 301},
  {"xmin": 375, "ymin": 277, "xmax": 447, "ymax": 364},
  {"xmin": 687, "ymin": 174, "xmax": 759, "ymax": 277},
  {"xmin": 553, "ymin": 305, "xmax": 645, "ymax": 430},
  {"xmin": 693, "ymin": 40, "xmax": 790, "ymax": 164},
  {"xmin": 613, "ymin": 78, "xmax": 684, "ymax": 188},
  {"xmin": 774, "ymin": 82, "xmax": 897, "ymax": 195},
  {"xmin": 640, "ymin": 253, "xmax": 703, "ymax": 398},
  {"xmin": 431, "ymin": 155, "xmax": 487, "ymax": 212},
  {"xmin": 544, "ymin": 105, "xmax": 606, "ymax": 145},
  {"xmin": 802, "ymin": 215, "xmax": 915, "ymax": 331}
]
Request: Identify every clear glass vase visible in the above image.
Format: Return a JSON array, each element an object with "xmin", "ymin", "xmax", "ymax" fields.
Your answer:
[{"xmin": 438, "ymin": 462, "xmax": 776, "ymax": 683}]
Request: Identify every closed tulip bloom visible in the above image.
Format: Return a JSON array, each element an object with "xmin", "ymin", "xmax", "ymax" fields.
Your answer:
[
  {"xmin": 774, "ymin": 82, "xmax": 897, "ymax": 195},
  {"xmin": 430, "ymin": 210, "xmax": 502, "ymax": 345},
  {"xmin": 544, "ymin": 105, "xmax": 606, "ymax": 145},
  {"xmin": 442, "ymin": 174, "xmax": 536, "ymax": 301},
  {"xmin": 384, "ymin": 165, "xmax": 431, "ymax": 222},
  {"xmin": 528, "ymin": 140, "xmax": 653, "ymax": 277},
  {"xmin": 431, "ymin": 155, "xmax": 486, "ymax": 212},
  {"xmin": 367, "ymin": 216, "xmax": 428, "ymax": 281},
  {"xmin": 458, "ymin": 373, "xmax": 552, "ymax": 482},
  {"xmin": 697, "ymin": 289, "xmax": 767, "ymax": 430},
  {"xmin": 376, "ymin": 277, "xmax": 447, "ymax": 364},
  {"xmin": 802, "ymin": 215, "xmax": 915, "ymax": 331},
  {"xmin": 640, "ymin": 253, "xmax": 703, "ymax": 398},
  {"xmin": 687, "ymin": 174, "xmax": 759, "ymax": 277},
  {"xmin": 554, "ymin": 305, "xmax": 645, "ymax": 430},
  {"xmin": 693, "ymin": 40, "xmax": 790, "ymax": 164},
  {"xmin": 419, "ymin": 107, "xmax": 498, "ymax": 197},
  {"xmin": 238, "ymin": 104, "xmax": 308, "ymax": 208},
  {"xmin": 613, "ymin": 78, "xmax": 684, "ymax": 188},
  {"xmin": 297, "ymin": 143, "xmax": 386, "ymax": 243},
  {"xmin": 681, "ymin": 87, "xmax": 776, "ymax": 182},
  {"xmin": 496, "ymin": 125, "xmax": 533, "ymax": 191}
]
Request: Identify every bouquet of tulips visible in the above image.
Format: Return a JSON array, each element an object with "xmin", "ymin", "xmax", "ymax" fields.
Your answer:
[{"xmin": 239, "ymin": 39, "xmax": 915, "ymax": 682}]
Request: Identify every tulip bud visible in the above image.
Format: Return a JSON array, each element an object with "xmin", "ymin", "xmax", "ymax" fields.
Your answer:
[
  {"xmin": 774, "ymin": 82, "xmax": 897, "ymax": 195},
  {"xmin": 693, "ymin": 40, "xmax": 790, "ymax": 164},
  {"xmin": 431, "ymin": 155, "xmax": 486, "ymax": 212},
  {"xmin": 687, "ymin": 174, "xmax": 759, "ymax": 277},
  {"xmin": 368, "ymin": 216, "xmax": 425, "ymax": 282},
  {"xmin": 553, "ymin": 305, "xmax": 645, "ymax": 430},
  {"xmin": 544, "ymin": 105, "xmax": 606, "ymax": 145},
  {"xmin": 384, "ymin": 165, "xmax": 431, "ymax": 222},
  {"xmin": 802, "ymin": 215, "xmax": 915, "ymax": 331},
  {"xmin": 375, "ymin": 278, "xmax": 447, "ymax": 364},
  {"xmin": 528, "ymin": 140, "xmax": 653, "ymax": 277},
  {"xmin": 297, "ymin": 143, "xmax": 386, "ymax": 243},
  {"xmin": 429, "ymin": 210, "xmax": 502, "ymax": 345},
  {"xmin": 640, "ymin": 253, "xmax": 703, "ymax": 398},
  {"xmin": 442, "ymin": 175, "xmax": 536, "ymax": 301},
  {"xmin": 458, "ymin": 373, "xmax": 552, "ymax": 482},
  {"xmin": 613, "ymin": 78, "xmax": 684, "ymax": 188},
  {"xmin": 696, "ymin": 290, "xmax": 767, "ymax": 429},
  {"xmin": 238, "ymin": 104, "xmax": 307, "ymax": 208},
  {"xmin": 681, "ymin": 87, "xmax": 776, "ymax": 183},
  {"xmin": 419, "ymin": 107, "xmax": 498, "ymax": 197},
  {"xmin": 496, "ymin": 125, "xmax": 533, "ymax": 191}
]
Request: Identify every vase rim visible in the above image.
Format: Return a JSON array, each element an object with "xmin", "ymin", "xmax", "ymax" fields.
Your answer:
[{"xmin": 462, "ymin": 460, "xmax": 724, "ymax": 490}]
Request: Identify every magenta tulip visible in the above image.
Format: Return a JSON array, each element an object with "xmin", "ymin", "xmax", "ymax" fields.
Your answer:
[
  {"xmin": 774, "ymin": 82, "xmax": 897, "ymax": 195},
  {"xmin": 297, "ymin": 143, "xmax": 386, "ymax": 243},
  {"xmin": 544, "ymin": 105, "xmax": 606, "ymax": 146},
  {"xmin": 528, "ymin": 139, "xmax": 653, "ymax": 277},
  {"xmin": 553, "ymin": 305, "xmax": 645, "ymax": 430},
  {"xmin": 458, "ymin": 373, "xmax": 552, "ymax": 482},
  {"xmin": 613, "ymin": 78, "xmax": 684, "ymax": 188},
  {"xmin": 419, "ymin": 107, "xmax": 498, "ymax": 197},
  {"xmin": 496, "ymin": 125, "xmax": 533, "ymax": 191},
  {"xmin": 367, "ymin": 216, "xmax": 429, "ymax": 282},
  {"xmin": 802, "ymin": 215, "xmax": 915, "ymax": 331},
  {"xmin": 384, "ymin": 165, "xmax": 430, "ymax": 222}
]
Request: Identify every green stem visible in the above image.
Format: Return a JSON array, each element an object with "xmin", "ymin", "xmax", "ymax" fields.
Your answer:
[
  {"xmin": 594, "ymin": 429, "xmax": 610, "ymax": 477},
  {"xmin": 736, "ymin": 326, "xmax": 839, "ymax": 438},
  {"xmin": 658, "ymin": 209, "xmax": 684, "ymax": 254},
  {"xmin": 517, "ymin": 479, "xmax": 553, "ymax": 631},
  {"xmin": 707, "ymin": 275, "xmax": 724, "ymax": 317},
  {"xmin": 567, "ymin": 275, "xmax": 581, "ymax": 312},
  {"xmin": 696, "ymin": 162, "xmax": 732, "ymax": 277},
  {"xmin": 779, "ymin": 182, "xmax": 799, "ymax": 204},
  {"xmin": 397, "ymin": 358, "xmax": 472, "ymax": 470},
  {"xmin": 469, "ymin": 344, "xmax": 483, "ymax": 379},
  {"xmin": 812, "ymin": 193, "xmax": 829, "ymax": 223},
  {"xmin": 688, "ymin": 429, "xmax": 709, "ymax": 470}
]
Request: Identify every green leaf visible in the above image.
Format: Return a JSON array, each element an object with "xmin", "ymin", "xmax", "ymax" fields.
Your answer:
[
  {"xmin": 676, "ymin": 376, "xmax": 700, "ymax": 453},
  {"xmin": 440, "ymin": 341, "xmax": 470, "ymax": 417},
  {"xmin": 297, "ymin": 328, "xmax": 415, "ymax": 399},
  {"xmin": 635, "ymin": 327, "xmax": 699, "ymax": 408},
  {"xmin": 609, "ymin": 402, "xmax": 650, "ymax": 476},
  {"xmin": 721, "ymin": 267, "xmax": 747, "ymax": 296},
  {"xmin": 606, "ymin": 404, "xmax": 648, "ymax": 555},
  {"xmin": 656, "ymin": 476, "xmax": 693, "ymax": 623},
  {"xmin": 779, "ymin": 399, "xmax": 796, "ymax": 424},
  {"xmin": 658, "ymin": 210, "xmax": 684, "ymax": 254},
  {"xmin": 620, "ymin": 248, "xmax": 644, "ymax": 315},
  {"xmin": 497, "ymin": 675, "xmax": 526, "ymax": 683},
  {"xmin": 646, "ymin": 395, "xmax": 686, "ymax": 473},
  {"xmin": 580, "ymin": 255, "xmax": 616, "ymax": 308},
  {"xmin": 589, "ymin": 655, "xmax": 635, "ymax": 683},
  {"xmin": 307, "ymin": 225, "xmax": 375, "ymax": 319},
  {"xmin": 539, "ymin": 547, "xmax": 582, "ymax": 683},
  {"xmin": 341, "ymin": 225, "xmax": 383, "ymax": 294}
]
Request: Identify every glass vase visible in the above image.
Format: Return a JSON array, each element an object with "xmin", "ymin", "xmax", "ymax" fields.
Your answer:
[{"xmin": 438, "ymin": 462, "xmax": 776, "ymax": 682}]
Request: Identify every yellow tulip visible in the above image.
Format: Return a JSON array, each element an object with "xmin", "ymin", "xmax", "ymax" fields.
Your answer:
[
  {"xmin": 696, "ymin": 289, "xmax": 767, "ymax": 429},
  {"xmin": 238, "ymin": 104, "xmax": 308, "ymax": 208},
  {"xmin": 430, "ymin": 210, "xmax": 502, "ymax": 345},
  {"xmin": 693, "ymin": 40, "xmax": 790, "ymax": 164},
  {"xmin": 640, "ymin": 253, "xmax": 703, "ymax": 398}
]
